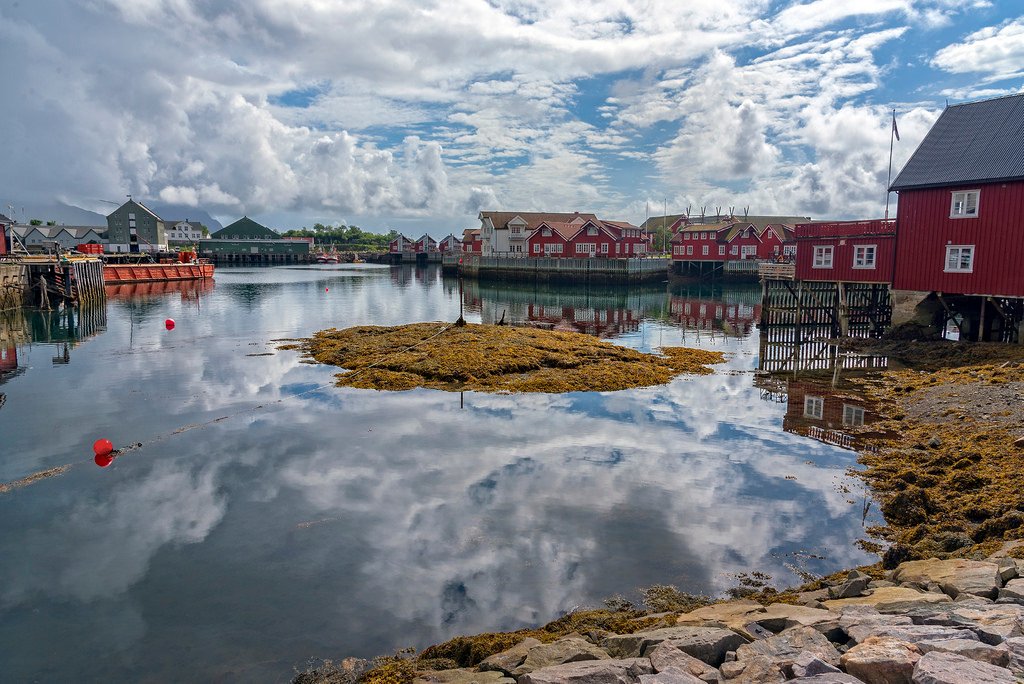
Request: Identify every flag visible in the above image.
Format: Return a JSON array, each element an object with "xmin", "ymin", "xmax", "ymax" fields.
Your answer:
[{"xmin": 892, "ymin": 111, "xmax": 900, "ymax": 142}]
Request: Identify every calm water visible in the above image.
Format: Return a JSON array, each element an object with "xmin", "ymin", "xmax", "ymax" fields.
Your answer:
[{"xmin": 0, "ymin": 265, "xmax": 877, "ymax": 682}]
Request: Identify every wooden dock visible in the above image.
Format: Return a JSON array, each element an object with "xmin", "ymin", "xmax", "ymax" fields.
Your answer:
[{"xmin": 19, "ymin": 255, "xmax": 106, "ymax": 308}]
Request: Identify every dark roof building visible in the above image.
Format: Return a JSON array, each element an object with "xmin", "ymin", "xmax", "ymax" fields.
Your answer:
[{"xmin": 212, "ymin": 216, "xmax": 278, "ymax": 240}]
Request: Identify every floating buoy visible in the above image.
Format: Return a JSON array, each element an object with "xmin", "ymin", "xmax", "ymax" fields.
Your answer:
[
  {"xmin": 93, "ymin": 438, "xmax": 114, "ymax": 457},
  {"xmin": 325, "ymin": 287, "xmax": 329, "ymax": 292},
  {"xmin": 165, "ymin": 318, "xmax": 175, "ymax": 330},
  {"xmin": 94, "ymin": 453, "xmax": 114, "ymax": 468}
]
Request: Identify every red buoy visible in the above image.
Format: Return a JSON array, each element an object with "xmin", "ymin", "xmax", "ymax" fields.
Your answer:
[
  {"xmin": 93, "ymin": 438, "xmax": 114, "ymax": 457},
  {"xmin": 165, "ymin": 318, "xmax": 175, "ymax": 330},
  {"xmin": 325, "ymin": 287, "xmax": 329, "ymax": 292},
  {"xmin": 94, "ymin": 453, "xmax": 114, "ymax": 468}
]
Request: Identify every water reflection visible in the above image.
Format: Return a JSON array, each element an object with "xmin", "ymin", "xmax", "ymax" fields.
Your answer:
[
  {"xmin": 668, "ymin": 283, "xmax": 761, "ymax": 338},
  {"xmin": 0, "ymin": 267, "xmax": 878, "ymax": 682}
]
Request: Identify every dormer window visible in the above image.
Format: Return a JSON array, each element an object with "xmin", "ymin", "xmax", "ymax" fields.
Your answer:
[
  {"xmin": 542, "ymin": 228, "xmax": 551, "ymax": 237},
  {"xmin": 587, "ymin": 227, "xmax": 598, "ymax": 236},
  {"xmin": 950, "ymin": 190, "xmax": 979, "ymax": 218}
]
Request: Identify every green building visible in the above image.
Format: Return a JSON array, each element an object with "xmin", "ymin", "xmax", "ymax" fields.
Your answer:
[{"xmin": 106, "ymin": 199, "xmax": 166, "ymax": 253}]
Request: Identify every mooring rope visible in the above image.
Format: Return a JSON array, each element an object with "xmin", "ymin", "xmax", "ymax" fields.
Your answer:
[{"xmin": 0, "ymin": 322, "xmax": 457, "ymax": 495}]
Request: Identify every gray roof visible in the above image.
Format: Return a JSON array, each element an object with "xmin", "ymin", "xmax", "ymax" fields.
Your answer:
[
  {"xmin": 891, "ymin": 93, "xmax": 1024, "ymax": 191},
  {"xmin": 0, "ymin": 213, "xmax": 13, "ymax": 224},
  {"xmin": 12, "ymin": 225, "xmax": 106, "ymax": 239}
]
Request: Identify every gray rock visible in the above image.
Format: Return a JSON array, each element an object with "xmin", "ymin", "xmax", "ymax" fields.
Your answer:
[
  {"xmin": 752, "ymin": 604, "xmax": 843, "ymax": 642},
  {"xmin": 838, "ymin": 605, "xmax": 913, "ymax": 631},
  {"xmin": 996, "ymin": 558, "xmax": 1018, "ymax": 584},
  {"xmin": 997, "ymin": 578, "xmax": 1024, "ymax": 602},
  {"xmin": 1004, "ymin": 636, "xmax": 1024, "ymax": 674},
  {"xmin": 646, "ymin": 642, "xmax": 718, "ymax": 681},
  {"xmin": 517, "ymin": 658, "xmax": 654, "ymax": 684},
  {"xmin": 638, "ymin": 667, "xmax": 705, "ymax": 684},
  {"xmin": 828, "ymin": 576, "xmax": 871, "ymax": 600},
  {"xmin": 845, "ymin": 623, "xmax": 978, "ymax": 646},
  {"xmin": 512, "ymin": 637, "xmax": 610, "ymax": 676},
  {"xmin": 797, "ymin": 589, "xmax": 830, "ymax": 607},
  {"xmin": 916, "ymin": 638, "xmax": 1010, "ymax": 667},
  {"xmin": 736, "ymin": 627, "xmax": 840, "ymax": 673},
  {"xmin": 869, "ymin": 580, "xmax": 897, "ymax": 589},
  {"xmin": 414, "ymin": 669, "xmax": 514, "ymax": 684},
  {"xmin": 479, "ymin": 637, "xmax": 543, "ymax": 674},
  {"xmin": 910, "ymin": 603, "xmax": 1024, "ymax": 644},
  {"xmin": 910, "ymin": 650, "xmax": 1015, "ymax": 683},
  {"xmin": 788, "ymin": 676, "xmax": 865, "ymax": 684},
  {"xmin": 601, "ymin": 627, "xmax": 743, "ymax": 667},
  {"xmin": 840, "ymin": 635, "xmax": 922, "ymax": 684},
  {"xmin": 789, "ymin": 653, "xmax": 842, "ymax": 678}
]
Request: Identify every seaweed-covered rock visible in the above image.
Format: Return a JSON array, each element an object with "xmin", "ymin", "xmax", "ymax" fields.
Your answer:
[
  {"xmin": 512, "ymin": 637, "xmax": 610, "ymax": 676},
  {"xmin": 478, "ymin": 638, "xmax": 543, "ymax": 675},
  {"xmin": 413, "ymin": 669, "xmax": 514, "ymax": 684}
]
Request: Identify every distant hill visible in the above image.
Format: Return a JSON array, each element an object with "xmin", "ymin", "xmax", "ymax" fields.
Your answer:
[{"xmin": 2, "ymin": 200, "xmax": 225, "ymax": 231}]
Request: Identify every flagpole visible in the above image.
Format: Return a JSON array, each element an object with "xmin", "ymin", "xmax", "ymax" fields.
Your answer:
[{"xmin": 885, "ymin": 108, "xmax": 896, "ymax": 220}]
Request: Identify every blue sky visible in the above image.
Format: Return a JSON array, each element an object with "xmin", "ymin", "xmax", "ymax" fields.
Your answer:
[{"xmin": 1, "ymin": 0, "xmax": 1022, "ymax": 236}]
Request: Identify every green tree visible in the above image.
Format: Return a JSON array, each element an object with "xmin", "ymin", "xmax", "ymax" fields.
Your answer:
[
  {"xmin": 29, "ymin": 219, "xmax": 42, "ymax": 226},
  {"xmin": 46, "ymin": 220, "xmax": 57, "ymax": 226}
]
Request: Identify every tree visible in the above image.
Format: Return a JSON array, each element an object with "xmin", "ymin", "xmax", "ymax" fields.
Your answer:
[
  {"xmin": 29, "ymin": 219, "xmax": 42, "ymax": 226},
  {"xmin": 46, "ymin": 220, "xmax": 57, "ymax": 226}
]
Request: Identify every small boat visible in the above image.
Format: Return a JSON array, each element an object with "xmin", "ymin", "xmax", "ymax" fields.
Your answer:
[
  {"xmin": 316, "ymin": 253, "xmax": 340, "ymax": 264},
  {"xmin": 352, "ymin": 256, "xmax": 365, "ymax": 264}
]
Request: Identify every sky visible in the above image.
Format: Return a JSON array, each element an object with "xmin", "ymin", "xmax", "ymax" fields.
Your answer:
[{"xmin": 1, "ymin": 0, "xmax": 1022, "ymax": 237}]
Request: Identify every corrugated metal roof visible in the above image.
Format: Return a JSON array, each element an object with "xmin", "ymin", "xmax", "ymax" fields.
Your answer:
[{"xmin": 890, "ymin": 93, "xmax": 1024, "ymax": 191}]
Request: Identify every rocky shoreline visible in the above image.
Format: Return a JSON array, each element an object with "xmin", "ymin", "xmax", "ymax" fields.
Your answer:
[{"xmin": 295, "ymin": 343, "xmax": 1024, "ymax": 684}]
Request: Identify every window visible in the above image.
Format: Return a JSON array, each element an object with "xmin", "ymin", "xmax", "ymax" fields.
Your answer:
[
  {"xmin": 945, "ymin": 245, "xmax": 974, "ymax": 272},
  {"xmin": 700, "ymin": 232, "xmax": 707, "ymax": 240},
  {"xmin": 741, "ymin": 245, "xmax": 757, "ymax": 258},
  {"xmin": 533, "ymin": 244, "xmax": 541, "ymax": 253},
  {"xmin": 813, "ymin": 245, "xmax": 834, "ymax": 268},
  {"xmin": 804, "ymin": 396, "xmax": 824, "ymax": 419},
  {"xmin": 542, "ymin": 228, "xmax": 551, "ymax": 236},
  {"xmin": 511, "ymin": 226, "xmax": 522, "ymax": 235},
  {"xmin": 853, "ymin": 245, "xmax": 876, "ymax": 269},
  {"xmin": 686, "ymin": 245, "xmax": 693, "ymax": 255},
  {"xmin": 843, "ymin": 404, "xmax": 865, "ymax": 427},
  {"xmin": 576, "ymin": 243, "xmax": 596, "ymax": 255},
  {"xmin": 684, "ymin": 233, "xmax": 690, "ymax": 240},
  {"xmin": 702, "ymin": 245, "xmax": 709, "ymax": 256},
  {"xmin": 718, "ymin": 245, "xmax": 725, "ymax": 256},
  {"xmin": 950, "ymin": 190, "xmax": 979, "ymax": 218},
  {"xmin": 730, "ymin": 245, "xmax": 738, "ymax": 255},
  {"xmin": 600, "ymin": 243, "xmax": 608, "ymax": 254},
  {"xmin": 587, "ymin": 227, "xmax": 598, "ymax": 236}
]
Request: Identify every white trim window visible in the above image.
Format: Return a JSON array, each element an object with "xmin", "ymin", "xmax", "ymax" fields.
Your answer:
[
  {"xmin": 853, "ymin": 245, "xmax": 876, "ymax": 269},
  {"xmin": 843, "ymin": 404, "xmax": 865, "ymax": 427},
  {"xmin": 804, "ymin": 396, "xmax": 824, "ymax": 419},
  {"xmin": 686, "ymin": 245, "xmax": 693, "ymax": 255},
  {"xmin": 600, "ymin": 243, "xmax": 608, "ymax": 254},
  {"xmin": 533, "ymin": 243, "xmax": 541, "ymax": 253},
  {"xmin": 950, "ymin": 190, "xmax": 979, "ymax": 218},
  {"xmin": 945, "ymin": 245, "xmax": 974, "ymax": 272},
  {"xmin": 575, "ymin": 243, "xmax": 596, "ymax": 255},
  {"xmin": 813, "ymin": 245, "xmax": 834, "ymax": 269},
  {"xmin": 718, "ymin": 245, "xmax": 726, "ymax": 256},
  {"xmin": 702, "ymin": 245, "xmax": 709, "ymax": 256},
  {"xmin": 741, "ymin": 245, "xmax": 757, "ymax": 258},
  {"xmin": 730, "ymin": 245, "xmax": 738, "ymax": 255}
]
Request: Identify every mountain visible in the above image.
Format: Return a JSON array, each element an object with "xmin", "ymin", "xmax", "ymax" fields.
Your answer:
[
  {"xmin": 145, "ymin": 203, "xmax": 223, "ymax": 231},
  {"xmin": 5, "ymin": 201, "xmax": 107, "ymax": 226}
]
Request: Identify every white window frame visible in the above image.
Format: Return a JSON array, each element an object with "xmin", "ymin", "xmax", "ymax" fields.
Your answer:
[
  {"xmin": 702, "ymin": 245, "xmax": 709, "ymax": 256},
  {"xmin": 533, "ymin": 243, "xmax": 541, "ymax": 253},
  {"xmin": 852, "ymin": 244, "xmax": 876, "ymax": 269},
  {"xmin": 950, "ymin": 190, "xmax": 979, "ymax": 218},
  {"xmin": 718, "ymin": 245, "xmax": 725, "ymax": 256},
  {"xmin": 686, "ymin": 245, "xmax": 693, "ymax": 255},
  {"xmin": 600, "ymin": 243, "xmax": 608, "ymax": 254},
  {"xmin": 804, "ymin": 396, "xmax": 824, "ymax": 419},
  {"xmin": 944, "ymin": 245, "xmax": 974, "ymax": 273},
  {"xmin": 843, "ymin": 404, "xmax": 865, "ymax": 427},
  {"xmin": 812, "ymin": 245, "xmax": 834, "ymax": 269},
  {"xmin": 741, "ymin": 245, "xmax": 757, "ymax": 258},
  {"xmin": 730, "ymin": 245, "xmax": 738, "ymax": 255}
]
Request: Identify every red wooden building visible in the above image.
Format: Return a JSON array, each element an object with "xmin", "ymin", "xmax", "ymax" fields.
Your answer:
[
  {"xmin": 389, "ymin": 234, "xmax": 414, "ymax": 254},
  {"xmin": 438, "ymin": 234, "xmax": 462, "ymax": 253},
  {"xmin": 794, "ymin": 219, "xmax": 896, "ymax": 283},
  {"xmin": 0, "ymin": 213, "xmax": 11, "ymax": 255},
  {"xmin": 461, "ymin": 229, "xmax": 482, "ymax": 254},
  {"xmin": 526, "ymin": 219, "xmax": 650, "ymax": 258},
  {"xmin": 669, "ymin": 216, "xmax": 805, "ymax": 271},
  {"xmin": 414, "ymin": 233, "xmax": 438, "ymax": 254},
  {"xmin": 889, "ymin": 92, "xmax": 1024, "ymax": 340}
]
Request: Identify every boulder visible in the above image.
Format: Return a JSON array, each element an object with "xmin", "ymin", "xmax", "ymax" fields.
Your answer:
[
  {"xmin": 788, "ymin": 676, "xmax": 865, "ymax": 683},
  {"xmin": 910, "ymin": 650, "xmax": 1015, "ymax": 683},
  {"xmin": 997, "ymin": 578, "xmax": 1024, "ymax": 602},
  {"xmin": 844, "ymin": 623, "xmax": 978, "ymax": 646},
  {"xmin": 718, "ymin": 654, "xmax": 783, "ymax": 683},
  {"xmin": 910, "ymin": 603, "xmax": 1024, "ymax": 644},
  {"xmin": 829, "ymin": 571, "xmax": 871, "ymax": 600},
  {"xmin": 674, "ymin": 601, "xmax": 765, "ymax": 629},
  {"xmin": 995, "ymin": 558, "xmax": 1018, "ymax": 584},
  {"xmin": 646, "ymin": 642, "xmax": 719, "ymax": 681},
  {"xmin": 517, "ymin": 658, "xmax": 654, "ymax": 684},
  {"xmin": 1003, "ymin": 636, "xmax": 1024, "ymax": 674},
  {"xmin": 512, "ymin": 637, "xmax": 610, "ymax": 675},
  {"xmin": 840, "ymin": 635, "xmax": 922, "ymax": 684},
  {"xmin": 414, "ymin": 669, "xmax": 515, "ymax": 684},
  {"xmin": 603, "ymin": 627, "xmax": 744, "ymax": 666},
  {"xmin": 916, "ymin": 638, "xmax": 1010, "ymax": 667},
  {"xmin": 892, "ymin": 559, "xmax": 1001, "ymax": 599},
  {"xmin": 823, "ymin": 587, "xmax": 951, "ymax": 612},
  {"xmin": 789, "ymin": 654, "xmax": 842, "ymax": 678},
  {"xmin": 753, "ymin": 604, "xmax": 840, "ymax": 639},
  {"xmin": 637, "ymin": 667, "xmax": 705, "ymax": 684},
  {"xmin": 735, "ymin": 627, "xmax": 841, "ymax": 673},
  {"xmin": 479, "ymin": 637, "xmax": 543, "ymax": 674}
]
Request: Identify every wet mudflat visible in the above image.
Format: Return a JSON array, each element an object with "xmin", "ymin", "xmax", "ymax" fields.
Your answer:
[{"xmin": 0, "ymin": 266, "xmax": 874, "ymax": 681}]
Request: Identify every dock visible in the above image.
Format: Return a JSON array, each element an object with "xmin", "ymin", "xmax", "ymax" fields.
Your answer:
[{"xmin": 443, "ymin": 255, "xmax": 668, "ymax": 284}]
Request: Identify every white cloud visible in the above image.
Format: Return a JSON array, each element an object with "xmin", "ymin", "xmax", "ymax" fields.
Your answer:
[{"xmin": 933, "ymin": 19, "xmax": 1024, "ymax": 83}]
